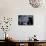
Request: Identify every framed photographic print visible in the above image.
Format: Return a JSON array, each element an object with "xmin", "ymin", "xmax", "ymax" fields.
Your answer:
[{"xmin": 18, "ymin": 15, "xmax": 33, "ymax": 25}]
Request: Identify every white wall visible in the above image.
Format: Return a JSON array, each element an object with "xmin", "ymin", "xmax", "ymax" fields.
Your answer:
[
  {"xmin": 0, "ymin": 0, "xmax": 46, "ymax": 40},
  {"xmin": 0, "ymin": 0, "xmax": 16, "ymax": 39},
  {"xmin": 44, "ymin": 15, "xmax": 46, "ymax": 40},
  {"xmin": 9, "ymin": 15, "xmax": 45, "ymax": 40}
]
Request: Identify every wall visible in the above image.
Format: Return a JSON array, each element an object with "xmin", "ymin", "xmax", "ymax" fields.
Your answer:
[
  {"xmin": 0, "ymin": 0, "xmax": 46, "ymax": 40},
  {"xmin": 0, "ymin": 0, "xmax": 16, "ymax": 40},
  {"xmin": 44, "ymin": 15, "xmax": 46, "ymax": 40}
]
